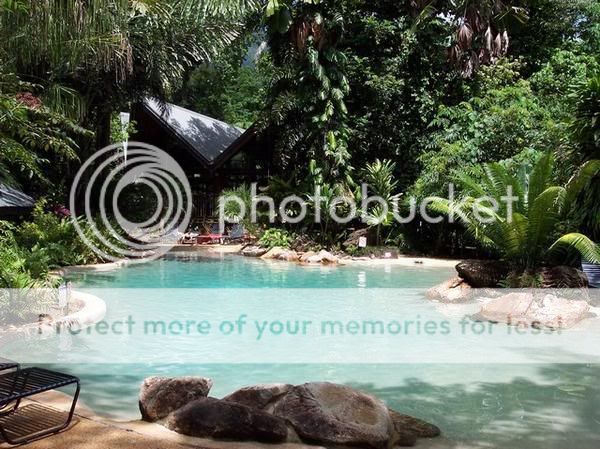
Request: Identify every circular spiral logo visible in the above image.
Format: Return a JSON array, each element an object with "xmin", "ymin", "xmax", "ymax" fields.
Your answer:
[{"xmin": 69, "ymin": 142, "xmax": 192, "ymax": 261}]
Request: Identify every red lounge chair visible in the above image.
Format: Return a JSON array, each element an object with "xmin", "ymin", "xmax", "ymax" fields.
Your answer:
[{"xmin": 196, "ymin": 224, "xmax": 223, "ymax": 245}]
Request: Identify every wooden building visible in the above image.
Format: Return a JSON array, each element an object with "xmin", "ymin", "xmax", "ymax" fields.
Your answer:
[{"xmin": 132, "ymin": 99, "xmax": 274, "ymax": 221}]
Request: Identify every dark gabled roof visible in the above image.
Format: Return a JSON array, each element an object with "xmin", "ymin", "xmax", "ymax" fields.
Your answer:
[
  {"xmin": 0, "ymin": 184, "xmax": 34, "ymax": 209},
  {"xmin": 143, "ymin": 99, "xmax": 247, "ymax": 168}
]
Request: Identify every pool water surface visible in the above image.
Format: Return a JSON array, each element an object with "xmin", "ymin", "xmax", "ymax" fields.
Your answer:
[{"xmin": 3, "ymin": 255, "xmax": 599, "ymax": 449}]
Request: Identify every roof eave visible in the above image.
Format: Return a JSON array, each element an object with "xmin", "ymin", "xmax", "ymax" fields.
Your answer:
[{"xmin": 141, "ymin": 101, "xmax": 214, "ymax": 170}]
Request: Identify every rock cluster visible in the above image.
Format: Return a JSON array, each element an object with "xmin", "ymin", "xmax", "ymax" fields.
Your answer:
[
  {"xmin": 140, "ymin": 379, "xmax": 441, "ymax": 448},
  {"xmin": 243, "ymin": 245, "xmax": 339, "ymax": 265},
  {"xmin": 241, "ymin": 245, "xmax": 268, "ymax": 257},
  {"xmin": 425, "ymin": 277, "xmax": 473, "ymax": 303},
  {"xmin": 260, "ymin": 247, "xmax": 300, "ymax": 262},
  {"xmin": 427, "ymin": 260, "xmax": 592, "ymax": 329},
  {"xmin": 299, "ymin": 249, "xmax": 338, "ymax": 264}
]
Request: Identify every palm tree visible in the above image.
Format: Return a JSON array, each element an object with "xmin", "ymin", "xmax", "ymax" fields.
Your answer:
[
  {"xmin": 0, "ymin": 0, "xmax": 260, "ymax": 148},
  {"xmin": 427, "ymin": 153, "xmax": 600, "ymax": 270}
]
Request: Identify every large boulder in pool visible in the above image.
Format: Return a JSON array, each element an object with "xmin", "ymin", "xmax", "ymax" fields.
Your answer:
[
  {"xmin": 222, "ymin": 383, "xmax": 293, "ymax": 413},
  {"xmin": 456, "ymin": 260, "xmax": 508, "ymax": 288},
  {"xmin": 388, "ymin": 408, "xmax": 441, "ymax": 446},
  {"xmin": 478, "ymin": 293, "xmax": 590, "ymax": 329},
  {"xmin": 273, "ymin": 382, "xmax": 394, "ymax": 449},
  {"xmin": 426, "ymin": 277, "xmax": 473, "ymax": 303},
  {"xmin": 525, "ymin": 294, "xmax": 590, "ymax": 329},
  {"xmin": 139, "ymin": 376, "xmax": 212, "ymax": 422},
  {"xmin": 165, "ymin": 397, "xmax": 288, "ymax": 443},
  {"xmin": 478, "ymin": 292, "xmax": 534, "ymax": 324}
]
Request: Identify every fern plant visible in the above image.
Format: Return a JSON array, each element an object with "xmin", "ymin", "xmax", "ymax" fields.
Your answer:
[
  {"xmin": 360, "ymin": 159, "xmax": 401, "ymax": 246},
  {"xmin": 427, "ymin": 153, "xmax": 600, "ymax": 270}
]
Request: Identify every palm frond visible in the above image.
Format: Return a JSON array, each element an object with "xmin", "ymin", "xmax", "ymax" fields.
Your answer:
[
  {"xmin": 526, "ymin": 152, "xmax": 553, "ymax": 212},
  {"xmin": 548, "ymin": 233, "xmax": 600, "ymax": 264},
  {"xmin": 527, "ymin": 186, "xmax": 565, "ymax": 257},
  {"xmin": 564, "ymin": 159, "xmax": 600, "ymax": 212}
]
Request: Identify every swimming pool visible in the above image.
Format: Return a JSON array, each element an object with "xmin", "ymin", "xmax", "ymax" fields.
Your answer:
[{"xmin": 3, "ymin": 255, "xmax": 599, "ymax": 448}]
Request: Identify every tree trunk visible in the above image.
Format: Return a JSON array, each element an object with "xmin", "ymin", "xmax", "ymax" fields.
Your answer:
[{"xmin": 95, "ymin": 104, "xmax": 113, "ymax": 151}]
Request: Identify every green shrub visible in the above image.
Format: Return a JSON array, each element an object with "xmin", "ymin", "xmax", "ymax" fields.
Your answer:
[
  {"xmin": 259, "ymin": 228, "xmax": 294, "ymax": 249},
  {"xmin": 0, "ymin": 224, "xmax": 58, "ymax": 324},
  {"xmin": 427, "ymin": 153, "xmax": 600, "ymax": 270},
  {"xmin": 12, "ymin": 201, "xmax": 125, "ymax": 267}
]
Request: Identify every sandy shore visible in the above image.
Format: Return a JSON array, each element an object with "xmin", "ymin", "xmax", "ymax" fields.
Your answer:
[{"xmin": 9, "ymin": 391, "xmax": 322, "ymax": 449}]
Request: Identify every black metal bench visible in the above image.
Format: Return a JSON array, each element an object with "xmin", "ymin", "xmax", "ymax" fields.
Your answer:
[
  {"xmin": 0, "ymin": 363, "xmax": 18, "ymax": 372},
  {"xmin": 0, "ymin": 367, "xmax": 80, "ymax": 444}
]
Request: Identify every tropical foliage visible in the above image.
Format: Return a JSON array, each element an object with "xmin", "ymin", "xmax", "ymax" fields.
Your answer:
[
  {"xmin": 360, "ymin": 159, "xmax": 401, "ymax": 245},
  {"xmin": 0, "ymin": 0, "xmax": 259, "ymax": 150},
  {"xmin": 427, "ymin": 153, "xmax": 600, "ymax": 270},
  {"xmin": 262, "ymin": 0, "xmax": 351, "ymax": 178},
  {"xmin": 572, "ymin": 72, "xmax": 600, "ymax": 161},
  {"xmin": 258, "ymin": 228, "xmax": 294, "ymax": 249},
  {"xmin": 0, "ymin": 72, "xmax": 88, "ymax": 189},
  {"xmin": 1, "ymin": 0, "xmax": 599, "ymax": 282}
]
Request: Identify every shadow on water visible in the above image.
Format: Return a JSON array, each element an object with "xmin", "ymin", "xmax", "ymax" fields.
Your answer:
[
  {"xmin": 350, "ymin": 363, "xmax": 600, "ymax": 449},
  {"xmin": 35, "ymin": 363, "xmax": 600, "ymax": 449}
]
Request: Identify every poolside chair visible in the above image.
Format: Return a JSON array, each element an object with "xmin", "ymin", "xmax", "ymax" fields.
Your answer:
[
  {"xmin": 222, "ymin": 224, "xmax": 253, "ymax": 244},
  {"xmin": 179, "ymin": 232, "xmax": 198, "ymax": 245},
  {"xmin": 0, "ymin": 366, "xmax": 80, "ymax": 444},
  {"xmin": 196, "ymin": 223, "xmax": 223, "ymax": 245},
  {"xmin": 0, "ymin": 361, "xmax": 18, "ymax": 372}
]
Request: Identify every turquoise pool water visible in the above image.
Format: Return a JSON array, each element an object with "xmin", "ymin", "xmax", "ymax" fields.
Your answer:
[{"xmin": 3, "ymin": 255, "xmax": 599, "ymax": 448}]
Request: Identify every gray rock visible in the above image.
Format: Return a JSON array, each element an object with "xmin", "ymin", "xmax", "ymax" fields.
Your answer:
[
  {"xmin": 537, "ymin": 266, "xmax": 589, "ymax": 288},
  {"xmin": 478, "ymin": 293, "xmax": 534, "ymax": 324},
  {"xmin": 318, "ymin": 250, "xmax": 338, "ymax": 264},
  {"xmin": 139, "ymin": 376, "xmax": 212, "ymax": 422},
  {"xmin": 242, "ymin": 245, "xmax": 268, "ymax": 257},
  {"xmin": 306, "ymin": 254, "xmax": 324, "ymax": 264},
  {"xmin": 222, "ymin": 383, "xmax": 292, "ymax": 412},
  {"xmin": 299, "ymin": 251, "xmax": 317, "ymax": 263},
  {"xmin": 278, "ymin": 250, "xmax": 300, "ymax": 262},
  {"xmin": 426, "ymin": 277, "xmax": 473, "ymax": 303},
  {"xmin": 478, "ymin": 293, "xmax": 590, "ymax": 329},
  {"xmin": 303, "ymin": 250, "xmax": 338, "ymax": 265},
  {"xmin": 526, "ymin": 294, "xmax": 590, "ymax": 329},
  {"xmin": 273, "ymin": 382, "xmax": 394, "ymax": 449},
  {"xmin": 260, "ymin": 247, "xmax": 287, "ymax": 260},
  {"xmin": 456, "ymin": 260, "xmax": 508, "ymax": 288},
  {"xmin": 165, "ymin": 397, "xmax": 288, "ymax": 443},
  {"xmin": 388, "ymin": 408, "xmax": 441, "ymax": 439}
]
